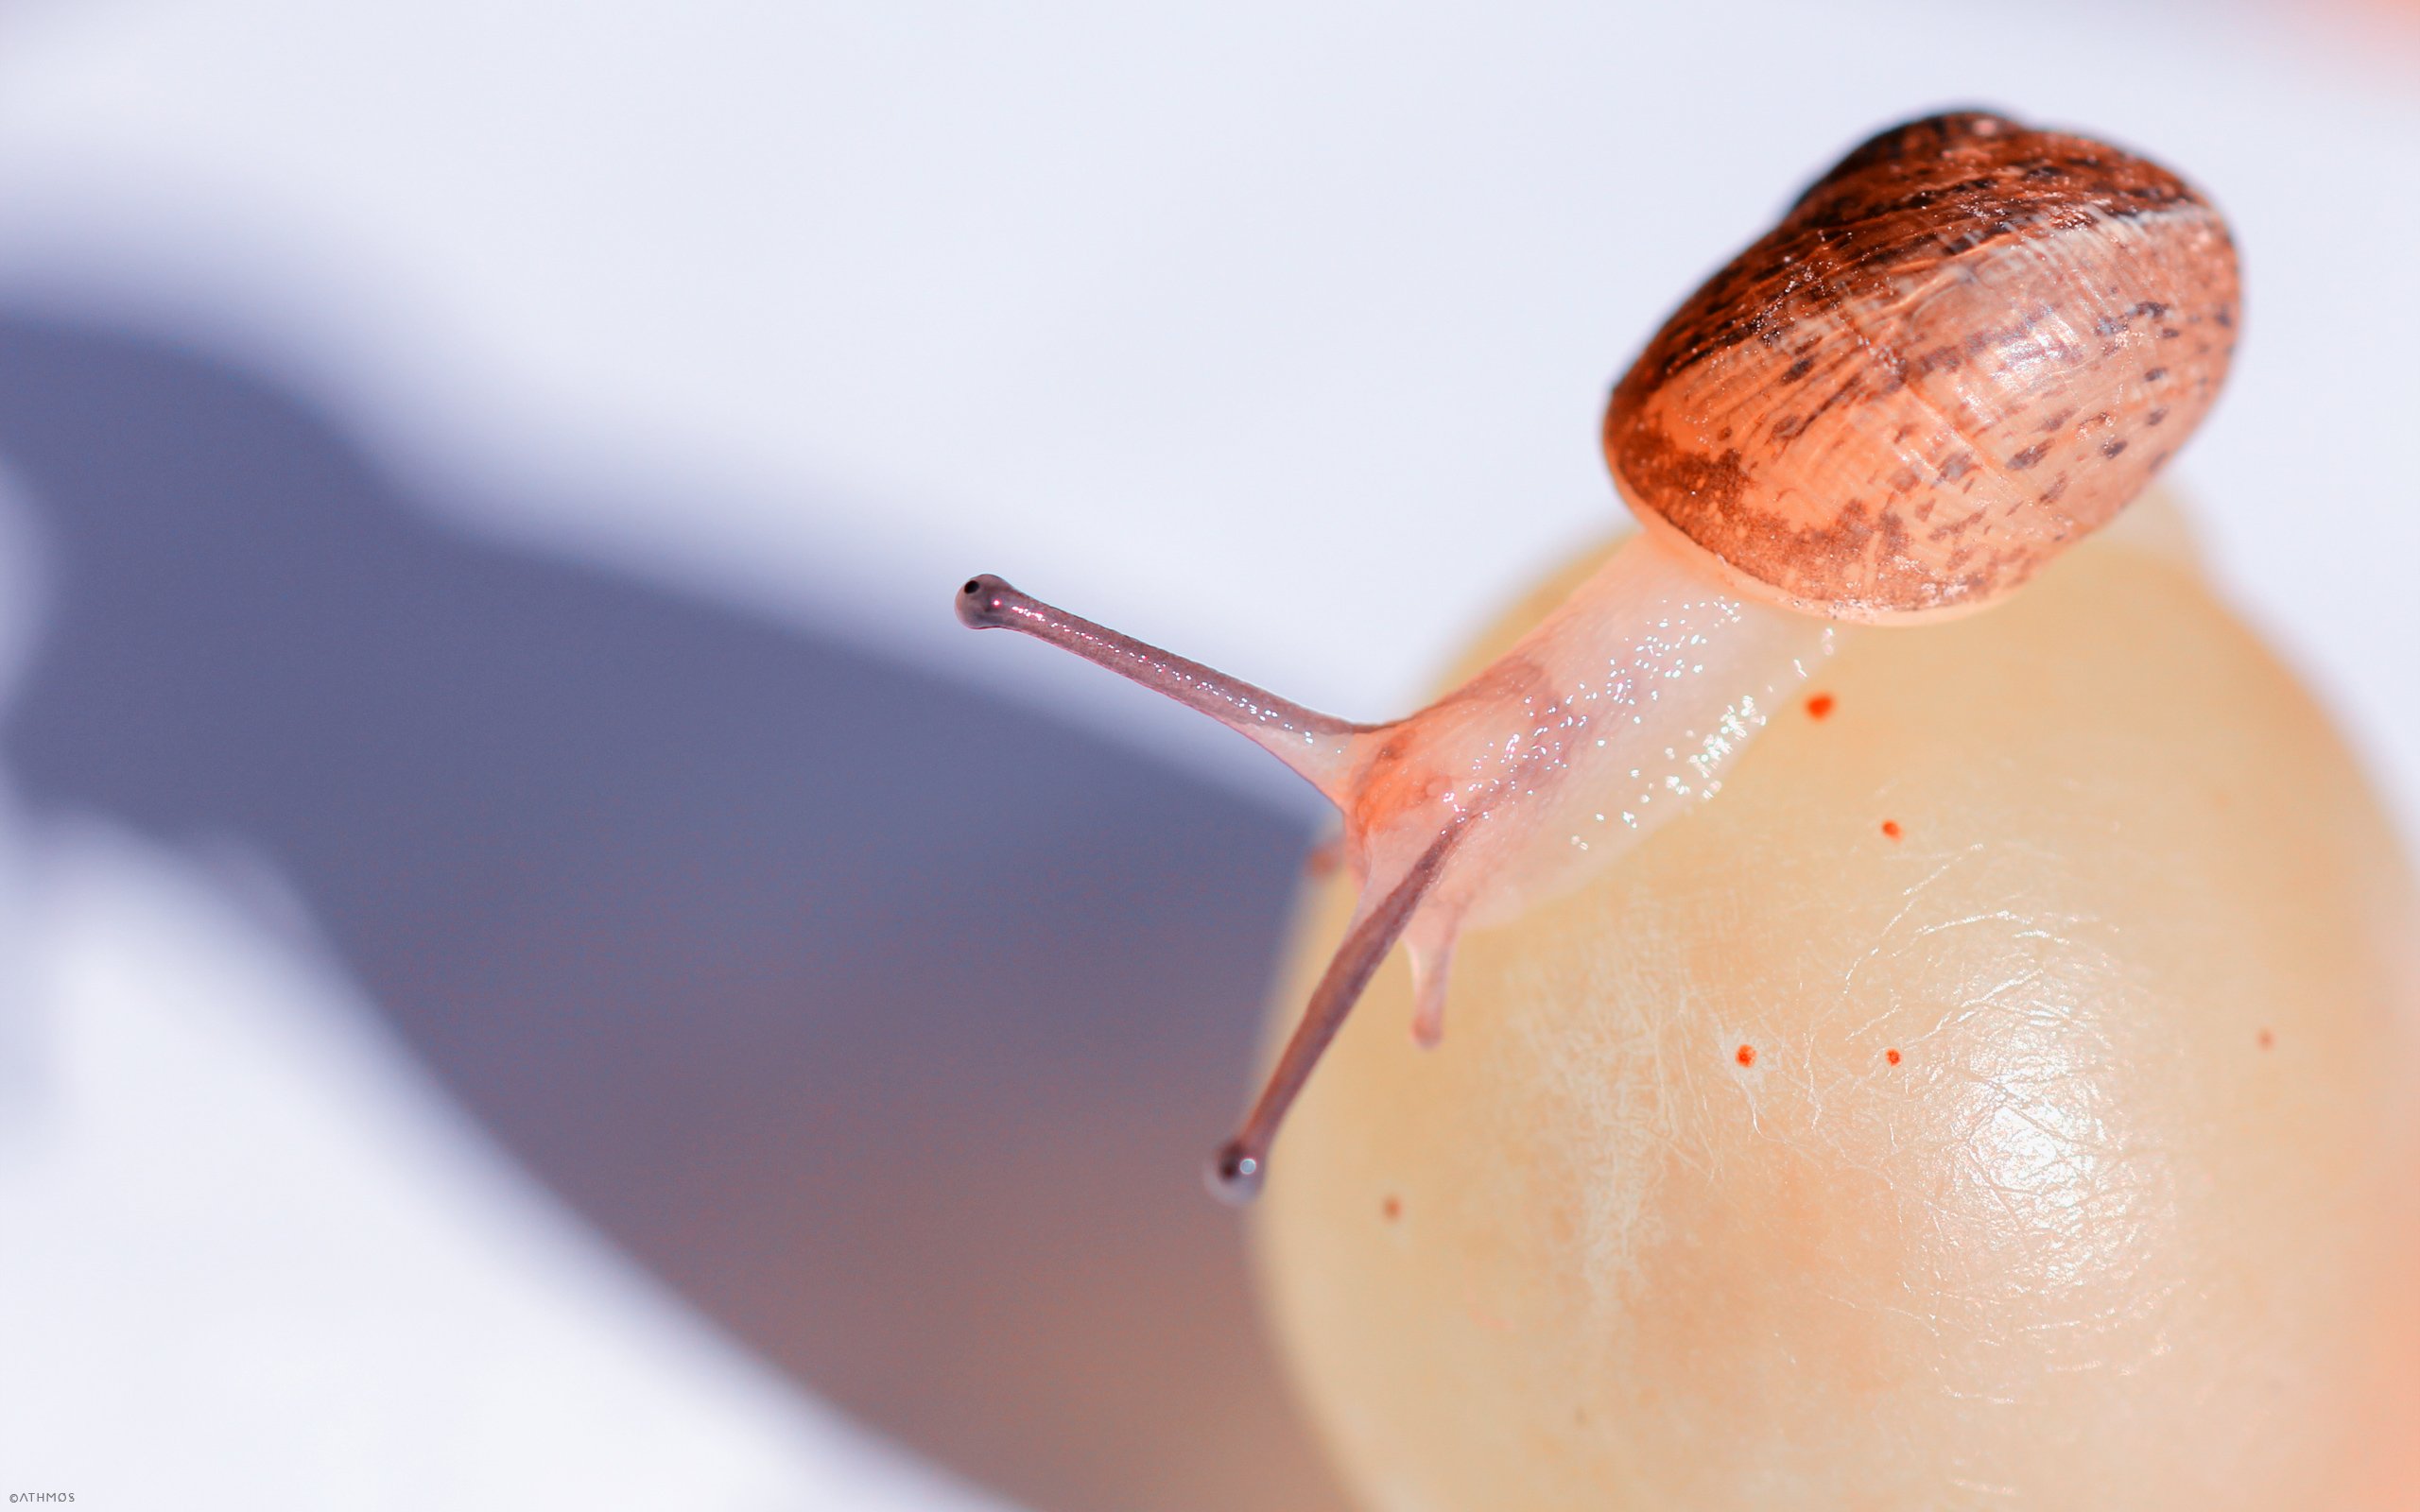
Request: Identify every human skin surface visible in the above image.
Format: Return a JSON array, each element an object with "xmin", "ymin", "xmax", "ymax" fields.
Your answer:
[{"xmin": 1253, "ymin": 512, "xmax": 2420, "ymax": 1509}]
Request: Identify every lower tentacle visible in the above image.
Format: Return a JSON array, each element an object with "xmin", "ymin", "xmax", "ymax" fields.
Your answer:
[
  {"xmin": 1209, "ymin": 827, "xmax": 1461, "ymax": 1201},
  {"xmin": 1406, "ymin": 915, "xmax": 1462, "ymax": 1050}
]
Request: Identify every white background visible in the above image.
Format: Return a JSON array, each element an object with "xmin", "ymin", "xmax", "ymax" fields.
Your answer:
[{"xmin": 0, "ymin": 3, "xmax": 2410, "ymax": 1505}]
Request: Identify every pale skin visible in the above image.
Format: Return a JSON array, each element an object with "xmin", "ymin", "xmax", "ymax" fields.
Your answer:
[{"xmin": 1253, "ymin": 513, "xmax": 2420, "ymax": 1510}]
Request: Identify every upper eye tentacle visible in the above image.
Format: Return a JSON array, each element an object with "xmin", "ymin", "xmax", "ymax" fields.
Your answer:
[{"xmin": 956, "ymin": 573, "xmax": 1366, "ymax": 806}]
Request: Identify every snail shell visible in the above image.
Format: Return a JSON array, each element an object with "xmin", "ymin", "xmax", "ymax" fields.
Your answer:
[{"xmin": 1604, "ymin": 110, "xmax": 2239, "ymax": 621}]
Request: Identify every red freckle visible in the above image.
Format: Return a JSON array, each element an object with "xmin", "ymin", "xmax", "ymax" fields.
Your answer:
[
  {"xmin": 1885, "ymin": 1048, "xmax": 1902, "ymax": 1066},
  {"xmin": 1806, "ymin": 693, "xmax": 1836, "ymax": 720},
  {"xmin": 1736, "ymin": 1044, "xmax": 1755, "ymax": 1067},
  {"xmin": 2257, "ymin": 1028, "xmax": 2274, "ymax": 1051},
  {"xmin": 1382, "ymin": 1194, "xmax": 1402, "ymax": 1221},
  {"xmin": 1881, "ymin": 819, "xmax": 1902, "ymax": 840}
]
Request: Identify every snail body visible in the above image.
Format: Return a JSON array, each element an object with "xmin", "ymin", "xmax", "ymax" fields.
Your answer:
[{"xmin": 958, "ymin": 110, "xmax": 2238, "ymax": 1198}]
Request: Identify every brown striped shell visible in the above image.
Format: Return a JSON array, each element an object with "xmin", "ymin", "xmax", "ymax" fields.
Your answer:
[{"xmin": 1604, "ymin": 111, "xmax": 2239, "ymax": 621}]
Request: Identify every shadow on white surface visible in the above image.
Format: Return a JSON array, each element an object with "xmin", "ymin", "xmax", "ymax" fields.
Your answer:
[{"xmin": 0, "ymin": 312, "xmax": 1345, "ymax": 1510}]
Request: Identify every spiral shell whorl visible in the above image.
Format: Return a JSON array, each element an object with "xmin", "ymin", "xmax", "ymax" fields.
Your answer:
[{"xmin": 1604, "ymin": 111, "xmax": 2239, "ymax": 621}]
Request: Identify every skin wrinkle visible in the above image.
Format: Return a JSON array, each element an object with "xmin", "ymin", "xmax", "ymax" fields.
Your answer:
[
  {"xmin": 1829, "ymin": 861, "xmax": 2119, "ymax": 1297},
  {"xmin": 1505, "ymin": 950, "xmax": 1673, "ymax": 1297},
  {"xmin": 1951, "ymin": 1004, "xmax": 2159, "ymax": 1340}
]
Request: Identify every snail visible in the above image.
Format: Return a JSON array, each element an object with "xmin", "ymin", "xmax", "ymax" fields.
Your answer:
[{"xmin": 956, "ymin": 109, "xmax": 2238, "ymax": 1201}]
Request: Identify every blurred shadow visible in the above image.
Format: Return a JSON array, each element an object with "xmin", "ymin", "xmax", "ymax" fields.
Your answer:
[{"xmin": 0, "ymin": 313, "xmax": 1349, "ymax": 1512}]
